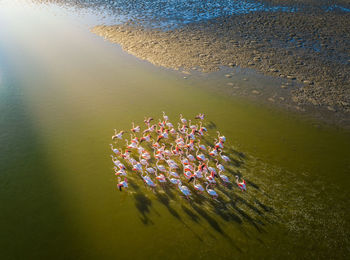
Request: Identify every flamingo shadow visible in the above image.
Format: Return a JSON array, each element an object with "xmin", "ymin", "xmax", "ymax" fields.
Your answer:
[{"xmin": 134, "ymin": 192, "xmax": 154, "ymax": 225}]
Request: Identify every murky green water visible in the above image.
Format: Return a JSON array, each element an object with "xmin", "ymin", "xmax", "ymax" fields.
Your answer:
[{"xmin": 0, "ymin": 1, "xmax": 349, "ymax": 259}]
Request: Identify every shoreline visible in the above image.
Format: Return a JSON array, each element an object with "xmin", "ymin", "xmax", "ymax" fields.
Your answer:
[{"xmin": 91, "ymin": 10, "xmax": 350, "ymax": 129}]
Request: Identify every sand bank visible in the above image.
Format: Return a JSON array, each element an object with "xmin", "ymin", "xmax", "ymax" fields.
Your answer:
[{"xmin": 92, "ymin": 10, "xmax": 350, "ymax": 126}]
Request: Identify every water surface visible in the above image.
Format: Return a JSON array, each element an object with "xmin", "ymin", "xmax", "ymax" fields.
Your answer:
[{"xmin": 0, "ymin": 1, "xmax": 349, "ymax": 259}]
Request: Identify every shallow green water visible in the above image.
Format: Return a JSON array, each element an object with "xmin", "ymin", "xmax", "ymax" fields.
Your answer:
[{"xmin": 0, "ymin": 2, "xmax": 349, "ymax": 259}]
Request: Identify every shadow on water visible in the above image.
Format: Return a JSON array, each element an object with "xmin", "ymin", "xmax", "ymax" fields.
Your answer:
[
  {"xmin": 0, "ymin": 81, "xmax": 88, "ymax": 259},
  {"xmin": 133, "ymin": 192, "xmax": 154, "ymax": 225},
  {"xmin": 114, "ymin": 119, "xmax": 276, "ymax": 246}
]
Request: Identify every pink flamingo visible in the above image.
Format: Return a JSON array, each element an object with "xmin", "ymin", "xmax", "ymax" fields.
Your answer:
[
  {"xmin": 112, "ymin": 130, "xmax": 124, "ymax": 140},
  {"xmin": 140, "ymin": 134, "xmax": 151, "ymax": 143},
  {"xmin": 197, "ymin": 140, "xmax": 206, "ymax": 151},
  {"xmin": 193, "ymin": 178, "xmax": 204, "ymax": 193},
  {"xmin": 125, "ymin": 139, "xmax": 137, "ymax": 149},
  {"xmin": 195, "ymin": 113, "xmax": 205, "ymax": 120},
  {"xmin": 117, "ymin": 177, "xmax": 128, "ymax": 191},
  {"xmin": 217, "ymin": 131, "xmax": 226, "ymax": 143},
  {"xmin": 198, "ymin": 122, "xmax": 207, "ymax": 135},
  {"xmin": 196, "ymin": 148, "xmax": 206, "ymax": 161},
  {"xmin": 235, "ymin": 175, "xmax": 247, "ymax": 191},
  {"xmin": 144, "ymin": 117, "xmax": 153, "ymax": 126},
  {"xmin": 156, "ymin": 172, "xmax": 167, "ymax": 184},
  {"xmin": 209, "ymin": 147, "xmax": 218, "ymax": 157},
  {"xmin": 131, "ymin": 122, "xmax": 140, "ymax": 133}
]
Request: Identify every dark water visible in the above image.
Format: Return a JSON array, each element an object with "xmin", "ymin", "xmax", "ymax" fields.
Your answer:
[
  {"xmin": 30, "ymin": 0, "xmax": 298, "ymax": 28},
  {"xmin": 30, "ymin": 0, "xmax": 350, "ymax": 29},
  {"xmin": 0, "ymin": 1, "xmax": 349, "ymax": 259}
]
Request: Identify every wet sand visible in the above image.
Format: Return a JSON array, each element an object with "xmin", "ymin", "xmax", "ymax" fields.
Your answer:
[{"xmin": 92, "ymin": 9, "xmax": 350, "ymax": 128}]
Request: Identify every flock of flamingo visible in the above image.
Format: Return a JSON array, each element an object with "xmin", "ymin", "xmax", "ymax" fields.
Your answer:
[{"xmin": 110, "ymin": 112, "xmax": 246, "ymax": 200}]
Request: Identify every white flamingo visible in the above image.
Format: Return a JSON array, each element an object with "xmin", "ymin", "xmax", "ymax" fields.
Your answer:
[
  {"xmin": 167, "ymin": 176, "xmax": 181, "ymax": 185},
  {"xmin": 177, "ymin": 180, "xmax": 191, "ymax": 199},
  {"xmin": 205, "ymin": 182, "xmax": 218, "ymax": 199},
  {"xmin": 180, "ymin": 114, "xmax": 187, "ymax": 125},
  {"xmin": 146, "ymin": 167, "xmax": 156, "ymax": 175},
  {"xmin": 215, "ymin": 159, "xmax": 225, "ymax": 172},
  {"xmin": 220, "ymin": 151, "xmax": 231, "ymax": 162},
  {"xmin": 142, "ymin": 173, "xmax": 156, "ymax": 188},
  {"xmin": 112, "ymin": 130, "xmax": 124, "ymax": 140},
  {"xmin": 169, "ymin": 171, "xmax": 180, "ymax": 178},
  {"xmin": 156, "ymin": 160, "xmax": 166, "ymax": 172},
  {"xmin": 193, "ymin": 179, "xmax": 204, "ymax": 193},
  {"xmin": 110, "ymin": 144, "xmax": 120, "ymax": 155},
  {"xmin": 186, "ymin": 150, "xmax": 196, "ymax": 162},
  {"xmin": 188, "ymin": 120, "xmax": 197, "ymax": 130},
  {"xmin": 132, "ymin": 162, "xmax": 143, "ymax": 173},
  {"xmin": 194, "ymin": 169, "xmax": 203, "ymax": 179},
  {"xmin": 162, "ymin": 111, "xmax": 169, "ymax": 122},
  {"xmin": 219, "ymin": 174, "xmax": 231, "ymax": 184},
  {"xmin": 139, "ymin": 155, "xmax": 148, "ymax": 166}
]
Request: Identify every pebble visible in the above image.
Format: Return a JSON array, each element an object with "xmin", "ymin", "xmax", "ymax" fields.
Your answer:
[
  {"xmin": 308, "ymin": 98, "xmax": 318, "ymax": 106},
  {"xmin": 303, "ymin": 80, "xmax": 314, "ymax": 85},
  {"xmin": 227, "ymin": 82, "xmax": 234, "ymax": 86},
  {"xmin": 225, "ymin": 74, "xmax": 232, "ymax": 78},
  {"xmin": 252, "ymin": 90, "xmax": 260, "ymax": 94},
  {"xmin": 327, "ymin": 106, "xmax": 336, "ymax": 112}
]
